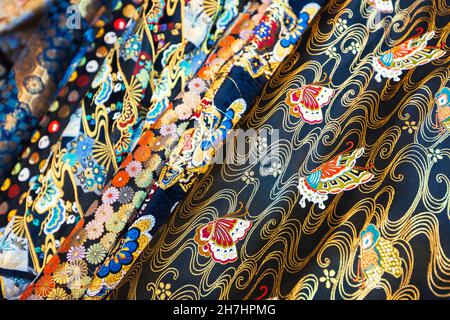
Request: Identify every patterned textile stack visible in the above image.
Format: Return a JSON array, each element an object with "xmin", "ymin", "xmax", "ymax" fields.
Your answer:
[{"xmin": 0, "ymin": 0, "xmax": 448, "ymax": 301}]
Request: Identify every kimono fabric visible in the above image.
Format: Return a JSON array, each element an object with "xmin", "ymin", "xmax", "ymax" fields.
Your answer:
[
  {"xmin": 87, "ymin": 0, "xmax": 324, "ymax": 300},
  {"xmin": 102, "ymin": 0, "xmax": 448, "ymax": 300},
  {"xmin": 0, "ymin": 0, "xmax": 139, "ymax": 299},
  {"xmin": 0, "ymin": 0, "xmax": 161, "ymax": 299},
  {"xmin": 0, "ymin": 0, "xmax": 50, "ymax": 34},
  {"xmin": 0, "ymin": 0, "xmax": 50, "ymax": 75}
]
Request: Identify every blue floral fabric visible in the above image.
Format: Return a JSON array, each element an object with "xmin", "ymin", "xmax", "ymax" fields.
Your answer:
[{"xmin": 0, "ymin": 0, "xmax": 101, "ymax": 182}]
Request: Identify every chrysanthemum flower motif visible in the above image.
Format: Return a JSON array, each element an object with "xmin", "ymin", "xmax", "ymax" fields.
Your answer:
[
  {"xmin": 156, "ymin": 282, "xmax": 172, "ymax": 300},
  {"xmin": 188, "ymin": 78, "xmax": 206, "ymax": 94},
  {"xmin": 182, "ymin": 91, "xmax": 202, "ymax": 110},
  {"xmin": 161, "ymin": 123, "xmax": 178, "ymax": 137},
  {"xmin": 427, "ymin": 148, "xmax": 443, "ymax": 163},
  {"xmin": 85, "ymin": 220, "xmax": 104, "ymax": 240},
  {"xmin": 53, "ymin": 263, "xmax": 70, "ymax": 285},
  {"xmin": 319, "ymin": 269, "xmax": 338, "ymax": 289},
  {"xmin": 175, "ymin": 104, "xmax": 192, "ymax": 120},
  {"xmin": 102, "ymin": 186, "xmax": 119, "ymax": 204},
  {"xmin": 66, "ymin": 260, "xmax": 88, "ymax": 283},
  {"xmin": 86, "ymin": 243, "xmax": 107, "ymax": 265},
  {"xmin": 35, "ymin": 275, "xmax": 55, "ymax": 297},
  {"xmin": 402, "ymin": 120, "xmax": 418, "ymax": 134},
  {"xmin": 100, "ymin": 232, "xmax": 117, "ymax": 249},
  {"xmin": 119, "ymin": 186, "xmax": 134, "ymax": 204},
  {"xmin": 335, "ymin": 18, "xmax": 348, "ymax": 33},
  {"xmin": 47, "ymin": 287, "xmax": 69, "ymax": 300},
  {"xmin": 94, "ymin": 203, "xmax": 113, "ymax": 223},
  {"xmin": 105, "ymin": 213, "xmax": 126, "ymax": 233}
]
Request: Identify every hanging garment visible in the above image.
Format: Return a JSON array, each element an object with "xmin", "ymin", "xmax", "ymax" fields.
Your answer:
[
  {"xmin": 2, "ymin": 0, "xmax": 250, "ymax": 300},
  {"xmin": 0, "ymin": 0, "xmax": 102, "ymax": 182},
  {"xmin": 0, "ymin": 0, "xmax": 141, "ymax": 231},
  {"xmin": 102, "ymin": 0, "xmax": 448, "ymax": 300}
]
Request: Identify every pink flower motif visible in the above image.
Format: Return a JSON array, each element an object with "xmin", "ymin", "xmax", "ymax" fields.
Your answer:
[
  {"xmin": 125, "ymin": 160, "xmax": 143, "ymax": 178},
  {"xmin": 161, "ymin": 123, "xmax": 177, "ymax": 137},
  {"xmin": 86, "ymin": 220, "xmax": 104, "ymax": 240},
  {"xmin": 67, "ymin": 245, "xmax": 86, "ymax": 263},
  {"xmin": 102, "ymin": 186, "xmax": 119, "ymax": 205},
  {"xmin": 94, "ymin": 203, "xmax": 113, "ymax": 224},
  {"xmin": 188, "ymin": 78, "xmax": 206, "ymax": 94}
]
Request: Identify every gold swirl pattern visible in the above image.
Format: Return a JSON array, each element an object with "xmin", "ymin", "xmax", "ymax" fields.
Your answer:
[{"xmin": 110, "ymin": 0, "xmax": 450, "ymax": 300}]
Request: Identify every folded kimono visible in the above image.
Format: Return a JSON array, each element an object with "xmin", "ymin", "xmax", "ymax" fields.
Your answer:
[
  {"xmin": 106, "ymin": 0, "xmax": 449, "ymax": 300},
  {"xmin": 0, "ymin": 0, "xmax": 102, "ymax": 182}
]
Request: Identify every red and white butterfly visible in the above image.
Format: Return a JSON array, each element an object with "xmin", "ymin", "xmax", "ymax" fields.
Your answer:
[
  {"xmin": 194, "ymin": 215, "xmax": 252, "ymax": 264},
  {"xmin": 285, "ymin": 85, "xmax": 335, "ymax": 124}
]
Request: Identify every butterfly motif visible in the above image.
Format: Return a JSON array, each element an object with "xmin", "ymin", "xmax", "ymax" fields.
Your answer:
[
  {"xmin": 435, "ymin": 87, "xmax": 450, "ymax": 133},
  {"xmin": 194, "ymin": 205, "xmax": 252, "ymax": 264},
  {"xmin": 354, "ymin": 224, "xmax": 402, "ymax": 289},
  {"xmin": 368, "ymin": 0, "xmax": 393, "ymax": 13},
  {"xmin": 373, "ymin": 30, "xmax": 446, "ymax": 82},
  {"xmin": 285, "ymin": 85, "xmax": 335, "ymax": 124},
  {"xmin": 298, "ymin": 146, "xmax": 374, "ymax": 209}
]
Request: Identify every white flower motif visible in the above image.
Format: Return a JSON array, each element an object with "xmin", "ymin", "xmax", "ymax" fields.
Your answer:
[
  {"xmin": 255, "ymin": 136, "xmax": 268, "ymax": 153},
  {"xmin": 161, "ymin": 124, "xmax": 178, "ymax": 137},
  {"xmin": 175, "ymin": 104, "xmax": 192, "ymax": 120},
  {"xmin": 102, "ymin": 186, "xmax": 119, "ymax": 204},
  {"xmin": 188, "ymin": 78, "xmax": 206, "ymax": 94},
  {"xmin": 182, "ymin": 91, "xmax": 201, "ymax": 110}
]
